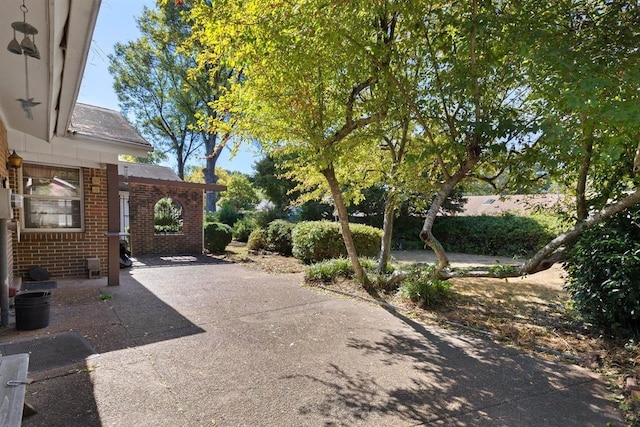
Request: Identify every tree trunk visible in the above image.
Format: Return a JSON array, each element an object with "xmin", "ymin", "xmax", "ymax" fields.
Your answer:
[
  {"xmin": 204, "ymin": 133, "xmax": 221, "ymax": 213},
  {"xmin": 377, "ymin": 192, "xmax": 397, "ymax": 274},
  {"xmin": 518, "ymin": 187, "xmax": 640, "ymax": 275},
  {"xmin": 322, "ymin": 165, "xmax": 370, "ymax": 287},
  {"xmin": 419, "ymin": 145, "xmax": 483, "ymax": 276},
  {"xmin": 419, "ymin": 183, "xmax": 454, "ymax": 276},
  {"xmin": 576, "ymin": 113, "xmax": 593, "ymax": 221},
  {"xmin": 177, "ymin": 150, "xmax": 185, "ymax": 180},
  {"xmin": 419, "ymin": 0, "xmax": 481, "ymax": 277}
]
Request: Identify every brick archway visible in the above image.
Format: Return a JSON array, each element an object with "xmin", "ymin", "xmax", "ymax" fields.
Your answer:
[{"xmin": 128, "ymin": 182, "xmax": 203, "ymax": 256}]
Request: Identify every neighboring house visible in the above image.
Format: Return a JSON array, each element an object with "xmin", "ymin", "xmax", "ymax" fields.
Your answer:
[
  {"xmin": 457, "ymin": 194, "xmax": 564, "ymax": 216},
  {"xmin": 118, "ymin": 162, "xmax": 225, "ymax": 256},
  {"xmin": 0, "ymin": 0, "xmax": 154, "ymax": 324}
]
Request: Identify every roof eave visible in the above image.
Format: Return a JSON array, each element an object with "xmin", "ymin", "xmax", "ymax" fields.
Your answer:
[
  {"xmin": 64, "ymin": 132, "xmax": 153, "ymax": 158},
  {"xmin": 120, "ymin": 175, "xmax": 226, "ymax": 192},
  {"xmin": 52, "ymin": 0, "xmax": 102, "ymax": 140}
]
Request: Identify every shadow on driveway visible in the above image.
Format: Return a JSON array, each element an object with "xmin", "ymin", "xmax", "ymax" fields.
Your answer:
[
  {"xmin": 0, "ymin": 262, "xmax": 211, "ymax": 426},
  {"xmin": 282, "ymin": 307, "xmax": 618, "ymax": 426},
  {"xmin": 0, "ymin": 259, "xmax": 622, "ymax": 426}
]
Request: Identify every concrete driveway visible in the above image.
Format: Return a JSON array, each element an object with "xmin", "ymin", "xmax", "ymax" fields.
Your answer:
[{"xmin": 0, "ymin": 257, "xmax": 623, "ymax": 426}]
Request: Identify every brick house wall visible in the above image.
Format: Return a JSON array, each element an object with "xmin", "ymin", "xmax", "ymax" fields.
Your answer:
[
  {"xmin": 128, "ymin": 182, "xmax": 204, "ymax": 256},
  {"xmin": 12, "ymin": 167, "xmax": 109, "ymax": 279}
]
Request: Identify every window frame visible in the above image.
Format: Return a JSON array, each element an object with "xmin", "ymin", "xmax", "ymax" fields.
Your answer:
[{"xmin": 20, "ymin": 163, "xmax": 84, "ymax": 232}]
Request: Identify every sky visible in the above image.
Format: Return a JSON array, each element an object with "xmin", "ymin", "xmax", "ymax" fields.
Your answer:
[{"xmin": 76, "ymin": 0, "xmax": 260, "ymax": 175}]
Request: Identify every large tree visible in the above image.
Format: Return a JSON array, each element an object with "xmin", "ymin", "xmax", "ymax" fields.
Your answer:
[
  {"xmin": 252, "ymin": 155, "xmax": 297, "ymax": 214},
  {"xmin": 386, "ymin": 1, "xmax": 537, "ymax": 275},
  {"xmin": 361, "ymin": 0, "xmax": 640, "ymax": 277},
  {"xmin": 110, "ymin": 1, "xmax": 239, "ymax": 211},
  {"xmin": 186, "ymin": 0, "xmax": 402, "ymax": 286},
  {"xmin": 509, "ymin": 0, "xmax": 640, "ymax": 275},
  {"xmin": 184, "ymin": 0, "xmax": 640, "ymax": 283}
]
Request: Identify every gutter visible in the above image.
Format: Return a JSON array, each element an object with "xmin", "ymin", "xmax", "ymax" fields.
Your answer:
[
  {"xmin": 51, "ymin": 0, "xmax": 102, "ymax": 140},
  {"xmin": 64, "ymin": 131, "xmax": 153, "ymax": 157}
]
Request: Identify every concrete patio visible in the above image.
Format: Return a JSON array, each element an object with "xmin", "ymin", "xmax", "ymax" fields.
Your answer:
[{"xmin": 0, "ymin": 256, "xmax": 624, "ymax": 426}]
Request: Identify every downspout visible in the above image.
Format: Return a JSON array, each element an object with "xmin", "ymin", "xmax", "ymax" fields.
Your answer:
[
  {"xmin": 1, "ymin": 217, "xmax": 8, "ymax": 327},
  {"xmin": 0, "ymin": 184, "xmax": 12, "ymax": 327}
]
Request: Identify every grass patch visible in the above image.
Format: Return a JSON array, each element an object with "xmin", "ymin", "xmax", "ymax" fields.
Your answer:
[
  {"xmin": 488, "ymin": 261, "xmax": 518, "ymax": 278},
  {"xmin": 396, "ymin": 265, "xmax": 453, "ymax": 308},
  {"xmin": 305, "ymin": 258, "xmax": 353, "ymax": 283},
  {"xmin": 305, "ymin": 257, "xmax": 390, "ymax": 283}
]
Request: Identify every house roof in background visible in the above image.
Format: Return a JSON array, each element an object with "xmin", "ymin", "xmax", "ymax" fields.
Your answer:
[
  {"xmin": 69, "ymin": 103, "xmax": 152, "ymax": 149},
  {"xmin": 118, "ymin": 161, "xmax": 226, "ymax": 192},
  {"xmin": 459, "ymin": 194, "xmax": 564, "ymax": 216},
  {"xmin": 118, "ymin": 162, "xmax": 181, "ymax": 181}
]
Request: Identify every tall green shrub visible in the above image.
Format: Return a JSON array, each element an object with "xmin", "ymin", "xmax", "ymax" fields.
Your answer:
[
  {"xmin": 292, "ymin": 221, "xmax": 382, "ymax": 264},
  {"xmin": 265, "ymin": 219, "xmax": 294, "ymax": 256},
  {"xmin": 564, "ymin": 207, "xmax": 640, "ymax": 329},
  {"xmin": 252, "ymin": 209, "xmax": 285, "ymax": 228},
  {"xmin": 233, "ymin": 217, "xmax": 258, "ymax": 242},
  {"xmin": 214, "ymin": 202, "xmax": 242, "ymax": 227},
  {"xmin": 247, "ymin": 228, "xmax": 268, "ymax": 251},
  {"xmin": 204, "ymin": 222, "xmax": 233, "ymax": 253}
]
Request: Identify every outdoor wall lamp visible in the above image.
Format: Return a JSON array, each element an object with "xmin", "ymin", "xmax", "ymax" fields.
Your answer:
[
  {"xmin": 6, "ymin": 0, "xmax": 41, "ymax": 119},
  {"xmin": 7, "ymin": 150, "xmax": 23, "ymax": 170}
]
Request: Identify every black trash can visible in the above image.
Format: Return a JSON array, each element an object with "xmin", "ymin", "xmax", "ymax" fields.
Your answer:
[{"xmin": 15, "ymin": 291, "xmax": 52, "ymax": 330}]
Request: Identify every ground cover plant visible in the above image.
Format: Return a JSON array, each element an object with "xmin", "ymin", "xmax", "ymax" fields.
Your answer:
[
  {"xmin": 304, "ymin": 258, "xmax": 379, "ymax": 283},
  {"xmin": 396, "ymin": 265, "xmax": 454, "ymax": 308}
]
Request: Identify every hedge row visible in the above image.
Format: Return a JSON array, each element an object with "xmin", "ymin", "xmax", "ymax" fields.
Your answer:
[
  {"xmin": 390, "ymin": 214, "xmax": 564, "ymax": 256},
  {"xmin": 246, "ymin": 220, "xmax": 382, "ymax": 263},
  {"xmin": 222, "ymin": 214, "xmax": 565, "ymax": 259},
  {"xmin": 392, "ymin": 214, "xmax": 566, "ymax": 256},
  {"xmin": 430, "ymin": 214, "xmax": 565, "ymax": 257}
]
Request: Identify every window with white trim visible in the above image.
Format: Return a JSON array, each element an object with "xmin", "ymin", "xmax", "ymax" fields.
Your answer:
[{"xmin": 21, "ymin": 164, "xmax": 83, "ymax": 231}]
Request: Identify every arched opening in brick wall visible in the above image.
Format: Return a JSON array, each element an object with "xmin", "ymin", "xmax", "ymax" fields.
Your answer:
[
  {"xmin": 154, "ymin": 197, "xmax": 184, "ymax": 234},
  {"xmin": 120, "ymin": 164, "xmax": 226, "ymax": 256}
]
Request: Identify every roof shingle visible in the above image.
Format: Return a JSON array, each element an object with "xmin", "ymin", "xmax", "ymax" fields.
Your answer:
[
  {"xmin": 118, "ymin": 162, "xmax": 181, "ymax": 182},
  {"xmin": 69, "ymin": 103, "xmax": 152, "ymax": 149}
]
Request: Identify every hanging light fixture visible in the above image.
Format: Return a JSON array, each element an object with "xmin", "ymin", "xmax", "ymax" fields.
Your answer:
[
  {"xmin": 7, "ymin": 150, "xmax": 23, "ymax": 170},
  {"xmin": 6, "ymin": 0, "xmax": 40, "ymax": 120}
]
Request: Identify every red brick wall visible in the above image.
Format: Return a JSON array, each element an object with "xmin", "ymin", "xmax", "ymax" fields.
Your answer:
[
  {"xmin": 12, "ymin": 168, "xmax": 109, "ymax": 279},
  {"xmin": 128, "ymin": 182, "xmax": 203, "ymax": 256}
]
